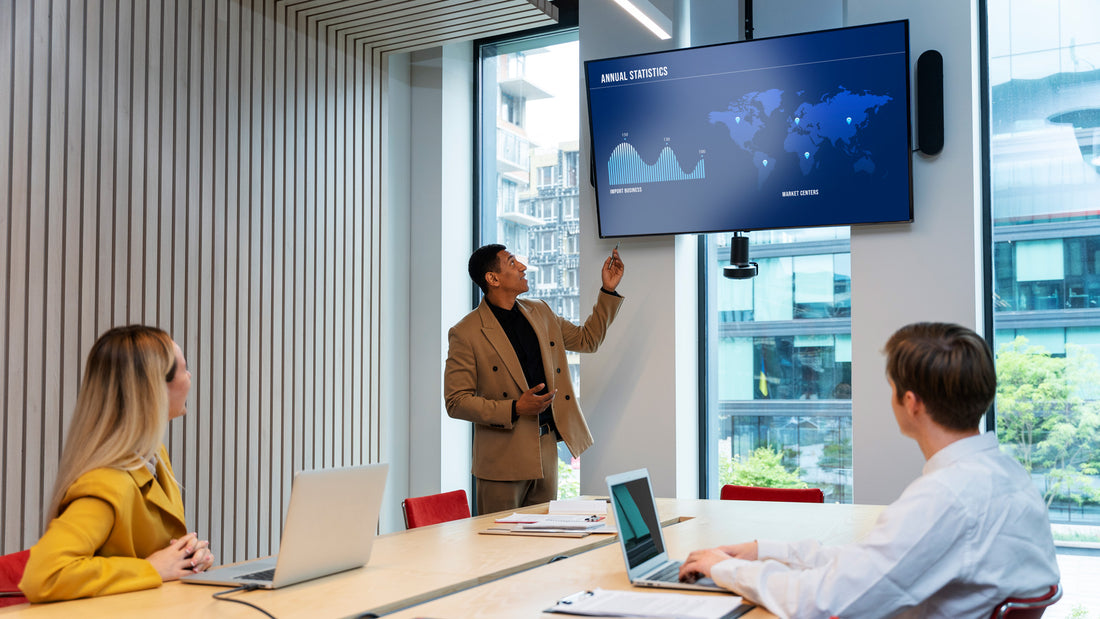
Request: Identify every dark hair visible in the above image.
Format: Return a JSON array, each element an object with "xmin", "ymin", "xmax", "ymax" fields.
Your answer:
[
  {"xmin": 884, "ymin": 322, "xmax": 996, "ymax": 431},
  {"xmin": 468, "ymin": 244, "xmax": 506, "ymax": 293}
]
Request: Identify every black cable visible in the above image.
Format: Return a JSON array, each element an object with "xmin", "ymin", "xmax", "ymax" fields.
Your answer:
[{"xmin": 212, "ymin": 585, "xmax": 277, "ymax": 619}]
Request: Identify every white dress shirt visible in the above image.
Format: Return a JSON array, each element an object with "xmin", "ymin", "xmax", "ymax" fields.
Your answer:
[{"xmin": 710, "ymin": 433, "xmax": 1059, "ymax": 619}]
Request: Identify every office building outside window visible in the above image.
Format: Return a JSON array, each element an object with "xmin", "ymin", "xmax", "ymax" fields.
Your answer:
[
  {"xmin": 987, "ymin": 0, "xmax": 1100, "ymax": 536},
  {"xmin": 478, "ymin": 29, "xmax": 581, "ymax": 498},
  {"xmin": 704, "ymin": 228, "xmax": 853, "ymax": 503}
]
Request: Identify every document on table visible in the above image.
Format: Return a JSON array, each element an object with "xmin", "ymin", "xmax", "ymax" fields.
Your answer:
[
  {"xmin": 546, "ymin": 588, "xmax": 753, "ymax": 619},
  {"xmin": 548, "ymin": 499, "xmax": 608, "ymax": 515},
  {"xmin": 492, "ymin": 513, "xmax": 611, "ymax": 532}
]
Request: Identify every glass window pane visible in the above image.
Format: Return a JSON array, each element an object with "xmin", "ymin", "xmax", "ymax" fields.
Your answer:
[
  {"xmin": 718, "ymin": 338, "xmax": 755, "ymax": 401},
  {"xmin": 794, "ymin": 255, "xmax": 834, "ymax": 304},
  {"xmin": 706, "ymin": 230, "xmax": 852, "ymax": 503},
  {"xmin": 1015, "ymin": 239, "xmax": 1064, "ymax": 281},
  {"xmin": 988, "ymin": 0, "xmax": 1100, "ymax": 567},
  {"xmin": 754, "ymin": 256, "xmax": 794, "ymax": 321},
  {"xmin": 834, "ymin": 334, "xmax": 851, "ymax": 364},
  {"xmin": 1015, "ymin": 328, "xmax": 1066, "ymax": 355},
  {"xmin": 478, "ymin": 29, "xmax": 579, "ymax": 499},
  {"xmin": 718, "ymin": 273, "xmax": 754, "ymax": 314}
]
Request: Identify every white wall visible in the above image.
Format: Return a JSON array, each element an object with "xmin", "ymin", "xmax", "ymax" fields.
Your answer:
[
  {"xmin": 383, "ymin": 51, "xmax": 413, "ymax": 533},
  {"xmin": 577, "ymin": 0, "xmax": 694, "ymax": 499},
  {"xmin": 405, "ymin": 44, "xmax": 476, "ymax": 499},
  {"xmin": 847, "ymin": 0, "xmax": 983, "ymax": 504},
  {"xmin": 388, "ymin": 43, "xmax": 475, "ymax": 523}
]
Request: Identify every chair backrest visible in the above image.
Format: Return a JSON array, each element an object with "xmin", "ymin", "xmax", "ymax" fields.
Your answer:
[
  {"xmin": 719, "ymin": 484, "xmax": 825, "ymax": 503},
  {"xmin": 0, "ymin": 549, "xmax": 30, "ymax": 608},
  {"xmin": 990, "ymin": 584, "xmax": 1062, "ymax": 619},
  {"xmin": 402, "ymin": 489, "xmax": 471, "ymax": 529}
]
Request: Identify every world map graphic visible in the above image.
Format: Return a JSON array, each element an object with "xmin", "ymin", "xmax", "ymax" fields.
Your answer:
[{"xmin": 708, "ymin": 87, "xmax": 894, "ymax": 187}]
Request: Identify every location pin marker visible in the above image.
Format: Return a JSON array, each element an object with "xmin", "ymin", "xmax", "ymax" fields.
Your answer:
[
  {"xmin": 762, "ymin": 159, "xmax": 768, "ymax": 167},
  {"xmin": 846, "ymin": 117, "xmax": 852, "ymax": 125},
  {"xmin": 804, "ymin": 152, "xmax": 810, "ymax": 159},
  {"xmin": 735, "ymin": 116, "xmax": 741, "ymax": 124},
  {"xmin": 794, "ymin": 117, "xmax": 801, "ymax": 125}
]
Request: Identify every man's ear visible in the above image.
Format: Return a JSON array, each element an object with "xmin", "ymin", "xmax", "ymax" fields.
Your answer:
[
  {"xmin": 485, "ymin": 271, "xmax": 500, "ymax": 288},
  {"xmin": 903, "ymin": 390, "xmax": 924, "ymax": 416}
]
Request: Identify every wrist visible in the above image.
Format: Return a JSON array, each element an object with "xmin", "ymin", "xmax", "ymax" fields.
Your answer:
[{"xmin": 600, "ymin": 286, "xmax": 621, "ymax": 297}]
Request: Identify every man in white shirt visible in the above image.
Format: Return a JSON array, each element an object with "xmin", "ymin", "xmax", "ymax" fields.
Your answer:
[{"xmin": 680, "ymin": 322, "xmax": 1060, "ymax": 619}]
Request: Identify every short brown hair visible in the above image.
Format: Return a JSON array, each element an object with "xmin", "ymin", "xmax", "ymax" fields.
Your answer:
[{"xmin": 884, "ymin": 322, "xmax": 996, "ymax": 431}]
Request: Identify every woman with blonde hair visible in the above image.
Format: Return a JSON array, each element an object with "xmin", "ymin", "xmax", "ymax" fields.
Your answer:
[{"xmin": 19, "ymin": 325, "xmax": 214, "ymax": 602}]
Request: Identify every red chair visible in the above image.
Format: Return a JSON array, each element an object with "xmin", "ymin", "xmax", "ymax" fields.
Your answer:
[
  {"xmin": 720, "ymin": 484, "xmax": 825, "ymax": 503},
  {"xmin": 402, "ymin": 489, "xmax": 471, "ymax": 529},
  {"xmin": 0, "ymin": 549, "xmax": 30, "ymax": 608},
  {"xmin": 990, "ymin": 584, "xmax": 1062, "ymax": 619}
]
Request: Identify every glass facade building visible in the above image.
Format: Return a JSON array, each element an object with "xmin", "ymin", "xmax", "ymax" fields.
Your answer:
[
  {"xmin": 705, "ymin": 228, "xmax": 853, "ymax": 502},
  {"xmin": 988, "ymin": 0, "xmax": 1100, "ymax": 526}
]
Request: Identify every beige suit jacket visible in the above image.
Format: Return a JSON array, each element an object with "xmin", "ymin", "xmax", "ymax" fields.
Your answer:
[{"xmin": 444, "ymin": 291, "xmax": 622, "ymax": 481}]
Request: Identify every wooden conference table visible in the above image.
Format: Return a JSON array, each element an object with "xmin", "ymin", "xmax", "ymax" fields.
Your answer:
[{"xmin": 1, "ymin": 499, "xmax": 883, "ymax": 618}]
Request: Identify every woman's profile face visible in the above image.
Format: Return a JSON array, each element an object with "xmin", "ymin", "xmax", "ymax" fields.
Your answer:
[{"xmin": 167, "ymin": 341, "xmax": 192, "ymax": 419}]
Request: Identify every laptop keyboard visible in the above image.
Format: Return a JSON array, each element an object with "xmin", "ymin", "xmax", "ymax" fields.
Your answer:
[
  {"xmin": 648, "ymin": 561, "xmax": 683, "ymax": 583},
  {"xmin": 237, "ymin": 568, "xmax": 275, "ymax": 582}
]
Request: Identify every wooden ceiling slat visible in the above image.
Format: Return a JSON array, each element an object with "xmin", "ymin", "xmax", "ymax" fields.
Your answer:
[
  {"xmin": 334, "ymin": 5, "xmax": 549, "ymax": 41},
  {"xmin": 278, "ymin": 0, "xmax": 557, "ymax": 52}
]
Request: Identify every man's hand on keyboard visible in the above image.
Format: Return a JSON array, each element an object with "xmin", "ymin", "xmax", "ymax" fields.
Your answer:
[{"xmin": 678, "ymin": 547, "xmax": 735, "ymax": 583}]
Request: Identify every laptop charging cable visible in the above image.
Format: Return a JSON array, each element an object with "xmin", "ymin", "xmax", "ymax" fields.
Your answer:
[{"xmin": 212, "ymin": 585, "xmax": 277, "ymax": 618}]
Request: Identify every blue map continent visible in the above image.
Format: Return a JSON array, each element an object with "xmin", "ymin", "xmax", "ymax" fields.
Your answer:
[
  {"xmin": 708, "ymin": 89, "xmax": 783, "ymax": 186},
  {"xmin": 709, "ymin": 87, "xmax": 893, "ymax": 187}
]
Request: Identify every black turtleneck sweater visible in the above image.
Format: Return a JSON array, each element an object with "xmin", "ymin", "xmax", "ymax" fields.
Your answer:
[{"xmin": 487, "ymin": 300, "xmax": 555, "ymax": 433}]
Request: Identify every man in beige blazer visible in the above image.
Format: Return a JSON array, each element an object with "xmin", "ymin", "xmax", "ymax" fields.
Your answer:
[{"xmin": 445, "ymin": 244, "xmax": 625, "ymax": 515}]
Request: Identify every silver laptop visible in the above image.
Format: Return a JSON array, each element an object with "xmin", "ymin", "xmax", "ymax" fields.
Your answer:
[
  {"xmin": 182, "ymin": 463, "xmax": 388, "ymax": 589},
  {"xmin": 606, "ymin": 468, "xmax": 729, "ymax": 593}
]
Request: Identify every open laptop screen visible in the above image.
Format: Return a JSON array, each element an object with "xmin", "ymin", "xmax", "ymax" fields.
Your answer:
[{"xmin": 609, "ymin": 476, "xmax": 665, "ymax": 569}]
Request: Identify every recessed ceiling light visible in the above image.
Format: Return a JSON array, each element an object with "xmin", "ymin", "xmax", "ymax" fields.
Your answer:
[{"xmin": 611, "ymin": 0, "xmax": 672, "ymax": 40}]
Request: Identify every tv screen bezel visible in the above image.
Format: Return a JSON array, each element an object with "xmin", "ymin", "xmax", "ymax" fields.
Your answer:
[{"xmin": 583, "ymin": 19, "xmax": 915, "ymax": 239}]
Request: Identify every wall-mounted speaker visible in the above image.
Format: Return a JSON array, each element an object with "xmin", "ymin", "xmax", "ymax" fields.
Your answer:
[{"xmin": 916, "ymin": 50, "xmax": 944, "ymax": 156}]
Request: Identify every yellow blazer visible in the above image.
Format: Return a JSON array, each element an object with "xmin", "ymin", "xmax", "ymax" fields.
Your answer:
[
  {"xmin": 445, "ymin": 291, "xmax": 622, "ymax": 481},
  {"xmin": 19, "ymin": 445, "xmax": 187, "ymax": 602}
]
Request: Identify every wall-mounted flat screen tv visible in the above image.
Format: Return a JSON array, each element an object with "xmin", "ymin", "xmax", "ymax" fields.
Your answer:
[{"xmin": 584, "ymin": 20, "xmax": 913, "ymax": 238}]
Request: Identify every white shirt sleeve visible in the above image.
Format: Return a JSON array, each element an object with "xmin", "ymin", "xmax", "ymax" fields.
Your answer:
[
  {"xmin": 755, "ymin": 538, "xmax": 844, "ymax": 569},
  {"xmin": 709, "ymin": 477, "xmax": 972, "ymax": 619}
]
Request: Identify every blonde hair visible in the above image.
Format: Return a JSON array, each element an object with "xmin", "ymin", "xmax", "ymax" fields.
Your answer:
[{"xmin": 45, "ymin": 325, "xmax": 178, "ymax": 523}]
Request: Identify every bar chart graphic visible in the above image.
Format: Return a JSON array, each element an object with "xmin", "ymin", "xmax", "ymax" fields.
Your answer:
[{"xmin": 608, "ymin": 141, "xmax": 705, "ymax": 185}]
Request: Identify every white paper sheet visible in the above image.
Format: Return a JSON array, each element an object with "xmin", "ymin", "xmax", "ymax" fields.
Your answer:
[{"xmin": 546, "ymin": 588, "xmax": 747, "ymax": 619}]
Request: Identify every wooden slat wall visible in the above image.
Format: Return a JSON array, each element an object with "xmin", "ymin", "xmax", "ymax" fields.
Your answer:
[{"xmin": 0, "ymin": 0, "xmax": 555, "ymax": 562}]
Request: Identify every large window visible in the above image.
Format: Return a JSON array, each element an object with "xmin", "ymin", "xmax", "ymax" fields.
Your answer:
[
  {"xmin": 988, "ymin": 0, "xmax": 1100, "ymax": 537},
  {"xmin": 478, "ymin": 27, "xmax": 581, "ymax": 498},
  {"xmin": 705, "ymin": 228, "xmax": 853, "ymax": 502}
]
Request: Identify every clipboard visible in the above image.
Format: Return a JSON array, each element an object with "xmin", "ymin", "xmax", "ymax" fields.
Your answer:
[{"xmin": 545, "ymin": 588, "xmax": 754, "ymax": 618}]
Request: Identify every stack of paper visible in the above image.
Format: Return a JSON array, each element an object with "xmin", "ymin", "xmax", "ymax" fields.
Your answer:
[
  {"xmin": 546, "ymin": 588, "xmax": 751, "ymax": 619},
  {"xmin": 483, "ymin": 498, "xmax": 615, "ymax": 536},
  {"xmin": 546, "ymin": 499, "xmax": 608, "ymax": 516},
  {"xmin": 494, "ymin": 513, "xmax": 607, "ymax": 532}
]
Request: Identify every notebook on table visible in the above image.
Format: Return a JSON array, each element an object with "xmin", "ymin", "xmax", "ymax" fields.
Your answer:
[
  {"xmin": 182, "ymin": 462, "xmax": 388, "ymax": 589},
  {"xmin": 606, "ymin": 468, "xmax": 730, "ymax": 594}
]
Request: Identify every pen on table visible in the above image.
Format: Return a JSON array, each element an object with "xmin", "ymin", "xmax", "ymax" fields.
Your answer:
[{"xmin": 558, "ymin": 590, "xmax": 595, "ymax": 605}]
